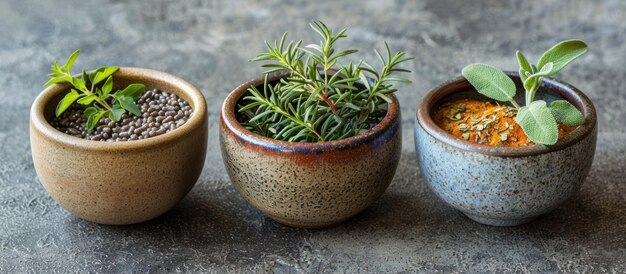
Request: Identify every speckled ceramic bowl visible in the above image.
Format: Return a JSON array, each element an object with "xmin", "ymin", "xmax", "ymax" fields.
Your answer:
[
  {"xmin": 221, "ymin": 71, "xmax": 401, "ymax": 228},
  {"xmin": 30, "ymin": 67, "xmax": 208, "ymax": 225},
  {"xmin": 414, "ymin": 72, "xmax": 596, "ymax": 226}
]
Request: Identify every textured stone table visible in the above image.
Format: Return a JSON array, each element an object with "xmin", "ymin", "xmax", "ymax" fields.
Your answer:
[{"xmin": 1, "ymin": 0, "xmax": 625, "ymax": 272}]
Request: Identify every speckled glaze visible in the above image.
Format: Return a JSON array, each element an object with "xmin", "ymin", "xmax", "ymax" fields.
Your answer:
[
  {"xmin": 30, "ymin": 67, "xmax": 208, "ymax": 225},
  {"xmin": 220, "ymin": 71, "xmax": 401, "ymax": 228},
  {"xmin": 415, "ymin": 72, "xmax": 597, "ymax": 226}
]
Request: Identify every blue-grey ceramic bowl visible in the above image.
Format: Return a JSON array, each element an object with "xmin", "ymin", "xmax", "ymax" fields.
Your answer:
[{"xmin": 414, "ymin": 72, "xmax": 597, "ymax": 226}]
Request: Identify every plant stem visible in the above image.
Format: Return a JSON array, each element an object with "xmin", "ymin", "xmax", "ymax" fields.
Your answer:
[
  {"xmin": 263, "ymin": 98, "xmax": 325, "ymax": 142},
  {"xmin": 510, "ymin": 99, "xmax": 521, "ymax": 109}
]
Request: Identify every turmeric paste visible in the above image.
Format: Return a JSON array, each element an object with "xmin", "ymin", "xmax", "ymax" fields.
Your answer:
[{"xmin": 433, "ymin": 99, "xmax": 577, "ymax": 147}]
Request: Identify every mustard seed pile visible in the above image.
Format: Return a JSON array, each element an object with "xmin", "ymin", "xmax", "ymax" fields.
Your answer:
[{"xmin": 51, "ymin": 89, "xmax": 193, "ymax": 141}]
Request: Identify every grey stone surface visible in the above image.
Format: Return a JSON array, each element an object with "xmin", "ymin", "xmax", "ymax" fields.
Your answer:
[{"xmin": 0, "ymin": 0, "xmax": 624, "ymax": 272}]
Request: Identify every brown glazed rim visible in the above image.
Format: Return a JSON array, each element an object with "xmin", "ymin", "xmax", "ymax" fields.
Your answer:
[
  {"xmin": 416, "ymin": 71, "xmax": 596, "ymax": 157},
  {"xmin": 30, "ymin": 67, "xmax": 207, "ymax": 152},
  {"xmin": 221, "ymin": 70, "xmax": 400, "ymax": 153}
]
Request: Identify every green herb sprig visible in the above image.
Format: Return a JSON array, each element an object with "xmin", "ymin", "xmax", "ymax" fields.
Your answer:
[
  {"xmin": 45, "ymin": 50, "xmax": 145, "ymax": 131},
  {"xmin": 238, "ymin": 21, "xmax": 413, "ymax": 142},
  {"xmin": 462, "ymin": 40, "xmax": 587, "ymax": 145}
]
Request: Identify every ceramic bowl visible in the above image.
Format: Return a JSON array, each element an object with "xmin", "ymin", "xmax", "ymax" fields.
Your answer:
[
  {"xmin": 220, "ymin": 71, "xmax": 401, "ymax": 228},
  {"xmin": 30, "ymin": 67, "xmax": 208, "ymax": 225},
  {"xmin": 414, "ymin": 72, "xmax": 596, "ymax": 226}
]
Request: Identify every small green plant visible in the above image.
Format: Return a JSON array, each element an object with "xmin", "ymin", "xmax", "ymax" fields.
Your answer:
[
  {"xmin": 238, "ymin": 21, "xmax": 412, "ymax": 142},
  {"xmin": 462, "ymin": 40, "xmax": 587, "ymax": 145},
  {"xmin": 45, "ymin": 50, "xmax": 145, "ymax": 131}
]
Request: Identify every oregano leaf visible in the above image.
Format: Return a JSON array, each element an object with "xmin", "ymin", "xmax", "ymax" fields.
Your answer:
[
  {"xmin": 114, "ymin": 94, "xmax": 141, "ymax": 116},
  {"xmin": 84, "ymin": 106, "xmax": 98, "ymax": 117},
  {"xmin": 71, "ymin": 77, "xmax": 88, "ymax": 92},
  {"xmin": 109, "ymin": 106, "xmax": 125, "ymax": 122},
  {"xmin": 55, "ymin": 89, "xmax": 80, "ymax": 117},
  {"xmin": 514, "ymin": 100, "xmax": 559, "ymax": 145},
  {"xmin": 102, "ymin": 76, "xmax": 113, "ymax": 97},
  {"xmin": 462, "ymin": 63, "xmax": 516, "ymax": 102},
  {"xmin": 537, "ymin": 39, "xmax": 588, "ymax": 75},
  {"xmin": 550, "ymin": 100, "xmax": 584, "ymax": 126},
  {"xmin": 61, "ymin": 50, "xmax": 80, "ymax": 73},
  {"xmin": 77, "ymin": 94, "xmax": 97, "ymax": 105},
  {"xmin": 44, "ymin": 77, "xmax": 67, "ymax": 87},
  {"xmin": 117, "ymin": 83, "xmax": 145, "ymax": 100},
  {"xmin": 86, "ymin": 110, "xmax": 107, "ymax": 131},
  {"xmin": 92, "ymin": 66, "xmax": 119, "ymax": 85}
]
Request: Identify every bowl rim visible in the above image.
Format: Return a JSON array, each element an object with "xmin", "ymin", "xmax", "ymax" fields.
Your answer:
[
  {"xmin": 30, "ymin": 67, "xmax": 207, "ymax": 152},
  {"xmin": 220, "ymin": 70, "xmax": 400, "ymax": 153},
  {"xmin": 416, "ymin": 71, "xmax": 596, "ymax": 157}
]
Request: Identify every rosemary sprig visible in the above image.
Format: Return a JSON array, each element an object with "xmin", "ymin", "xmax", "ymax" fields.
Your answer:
[{"xmin": 239, "ymin": 21, "xmax": 413, "ymax": 142}]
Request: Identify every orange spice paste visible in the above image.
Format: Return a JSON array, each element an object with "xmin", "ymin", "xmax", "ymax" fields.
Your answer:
[{"xmin": 433, "ymin": 99, "xmax": 577, "ymax": 147}]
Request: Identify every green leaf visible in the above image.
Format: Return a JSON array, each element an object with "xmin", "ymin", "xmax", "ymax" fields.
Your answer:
[
  {"xmin": 102, "ymin": 76, "xmax": 113, "ymax": 97},
  {"xmin": 61, "ymin": 50, "xmax": 80, "ymax": 73},
  {"xmin": 83, "ymin": 106, "xmax": 98, "ymax": 117},
  {"xmin": 109, "ymin": 106, "xmax": 125, "ymax": 122},
  {"xmin": 77, "ymin": 94, "xmax": 97, "ymax": 105},
  {"xmin": 375, "ymin": 93, "xmax": 392, "ymax": 103},
  {"xmin": 528, "ymin": 62, "xmax": 554, "ymax": 78},
  {"xmin": 82, "ymin": 69, "xmax": 90, "ymax": 85},
  {"xmin": 514, "ymin": 100, "xmax": 559, "ymax": 145},
  {"xmin": 537, "ymin": 40, "xmax": 588, "ymax": 75},
  {"xmin": 550, "ymin": 100, "xmax": 584, "ymax": 126},
  {"xmin": 55, "ymin": 89, "xmax": 80, "ymax": 117},
  {"xmin": 516, "ymin": 51, "xmax": 532, "ymax": 73},
  {"xmin": 91, "ymin": 66, "xmax": 119, "ymax": 85},
  {"xmin": 523, "ymin": 75, "xmax": 539, "ymax": 94},
  {"xmin": 117, "ymin": 83, "xmax": 144, "ymax": 100},
  {"xmin": 114, "ymin": 94, "xmax": 141, "ymax": 116},
  {"xmin": 44, "ymin": 77, "xmax": 67, "ymax": 87},
  {"xmin": 519, "ymin": 68, "xmax": 528, "ymax": 83},
  {"xmin": 462, "ymin": 63, "xmax": 516, "ymax": 102},
  {"xmin": 86, "ymin": 110, "xmax": 107, "ymax": 131},
  {"xmin": 71, "ymin": 77, "xmax": 87, "ymax": 92}
]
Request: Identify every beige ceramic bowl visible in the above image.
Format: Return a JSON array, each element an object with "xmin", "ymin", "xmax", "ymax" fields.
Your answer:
[
  {"xmin": 220, "ymin": 71, "xmax": 402, "ymax": 228},
  {"xmin": 30, "ymin": 67, "xmax": 208, "ymax": 225}
]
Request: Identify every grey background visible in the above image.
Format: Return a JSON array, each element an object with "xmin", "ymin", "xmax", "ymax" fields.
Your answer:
[{"xmin": 1, "ymin": 0, "xmax": 625, "ymax": 272}]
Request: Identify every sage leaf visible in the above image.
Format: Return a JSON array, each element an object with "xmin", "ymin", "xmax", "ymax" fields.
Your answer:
[
  {"xmin": 516, "ymin": 51, "xmax": 532, "ymax": 73},
  {"xmin": 537, "ymin": 40, "xmax": 588, "ymax": 75},
  {"xmin": 519, "ymin": 68, "xmax": 528, "ymax": 83},
  {"xmin": 530, "ymin": 62, "xmax": 554, "ymax": 78},
  {"xmin": 550, "ymin": 100, "xmax": 584, "ymax": 126},
  {"xmin": 514, "ymin": 100, "xmax": 559, "ymax": 145},
  {"xmin": 523, "ymin": 75, "xmax": 538, "ymax": 94},
  {"xmin": 55, "ymin": 89, "xmax": 80, "ymax": 117},
  {"xmin": 462, "ymin": 63, "xmax": 517, "ymax": 102}
]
